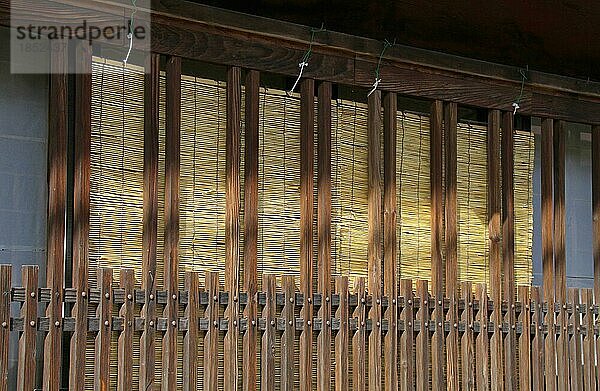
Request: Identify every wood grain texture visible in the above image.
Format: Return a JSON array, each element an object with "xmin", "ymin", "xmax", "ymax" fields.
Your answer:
[
  {"xmin": 335, "ymin": 277, "xmax": 349, "ymax": 391},
  {"xmin": 182, "ymin": 272, "xmax": 199, "ymax": 391},
  {"xmin": 444, "ymin": 101, "xmax": 459, "ymax": 391},
  {"xmin": 415, "ymin": 280, "xmax": 430, "ymax": 391},
  {"xmin": 243, "ymin": 69, "xmax": 259, "ymax": 391},
  {"xmin": 530, "ymin": 286, "xmax": 544, "ymax": 391},
  {"xmin": 594, "ymin": 125, "xmax": 600, "ymax": 301},
  {"xmin": 382, "ymin": 91, "xmax": 398, "ymax": 391},
  {"xmin": 317, "ymin": 81, "xmax": 332, "ymax": 391},
  {"xmin": 367, "ymin": 89, "xmax": 382, "ymax": 391},
  {"xmin": 117, "ymin": 269, "xmax": 134, "ymax": 391},
  {"xmin": 568, "ymin": 288, "xmax": 583, "ymax": 391},
  {"xmin": 501, "ymin": 111, "xmax": 516, "ymax": 391},
  {"xmin": 70, "ymin": 40, "xmax": 91, "ymax": 391},
  {"xmin": 517, "ymin": 286, "xmax": 531, "ymax": 391},
  {"xmin": 582, "ymin": 289, "xmax": 596, "ymax": 391},
  {"xmin": 225, "ymin": 65, "xmax": 241, "ymax": 391},
  {"xmin": 261, "ymin": 275, "xmax": 276, "ymax": 391},
  {"xmin": 17, "ymin": 265, "xmax": 38, "ymax": 391},
  {"xmin": 44, "ymin": 43, "xmax": 67, "ymax": 391},
  {"xmin": 0, "ymin": 265, "xmax": 10, "ymax": 391},
  {"xmin": 430, "ymin": 100, "xmax": 445, "ymax": 389},
  {"xmin": 475, "ymin": 284, "xmax": 489, "ymax": 391},
  {"xmin": 299, "ymin": 78, "xmax": 315, "ymax": 391},
  {"xmin": 204, "ymin": 272, "xmax": 220, "ymax": 391},
  {"xmin": 461, "ymin": 282, "xmax": 475, "ymax": 391},
  {"xmin": 162, "ymin": 55, "xmax": 182, "ymax": 391},
  {"xmin": 140, "ymin": 52, "xmax": 160, "ymax": 391},
  {"xmin": 94, "ymin": 268, "xmax": 113, "ymax": 391},
  {"xmin": 281, "ymin": 276, "xmax": 296, "ymax": 391},
  {"xmin": 353, "ymin": 278, "xmax": 367, "ymax": 391},
  {"xmin": 399, "ymin": 279, "xmax": 414, "ymax": 391}
]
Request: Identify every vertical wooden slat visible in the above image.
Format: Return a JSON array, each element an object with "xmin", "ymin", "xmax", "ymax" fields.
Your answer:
[
  {"xmin": 18, "ymin": 265, "xmax": 38, "ymax": 391},
  {"xmin": 317, "ymin": 81, "xmax": 332, "ymax": 391},
  {"xmin": 399, "ymin": 279, "xmax": 414, "ymax": 391},
  {"xmin": 182, "ymin": 271, "xmax": 199, "ymax": 391},
  {"xmin": 94, "ymin": 268, "xmax": 113, "ymax": 391},
  {"xmin": 0, "ymin": 265, "xmax": 11, "ymax": 391},
  {"xmin": 335, "ymin": 277, "xmax": 349, "ymax": 391},
  {"xmin": 568, "ymin": 288, "xmax": 583, "ymax": 391},
  {"xmin": 367, "ymin": 89, "xmax": 382, "ymax": 391},
  {"xmin": 487, "ymin": 109, "xmax": 503, "ymax": 391},
  {"xmin": 243, "ymin": 69, "xmax": 260, "ymax": 391},
  {"xmin": 517, "ymin": 286, "xmax": 531, "ymax": 391},
  {"xmin": 70, "ymin": 40, "xmax": 91, "ymax": 391},
  {"xmin": 541, "ymin": 118, "xmax": 557, "ymax": 390},
  {"xmin": 593, "ymin": 124, "xmax": 600, "ymax": 391},
  {"xmin": 475, "ymin": 284, "xmax": 489, "ymax": 391},
  {"xmin": 299, "ymin": 78, "xmax": 315, "ymax": 391},
  {"xmin": 444, "ymin": 101, "xmax": 459, "ymax": 391},
  {"xmin": 282, "ymin": 276, "xmax": 296, "ymax": 391},
  {"xmin": 353, "ymin": 278, "xmax": 367, "ymax": 391},
  {"xmin": 461, "ymin": 281, "xmax": 475, "ymax": 391},
  {"xmin": 117, "ymin": 269, "xmax": 134, "ymax": 391},
  {"xmin": 140, "ymin": 52, "xmax": 160, "ymax": 391},
  {"xmin": 530, "ymin": 286, "xmax": 544, "ymax": 391},
  {"xmin": 261, "ymin": 275, "xmax": 276, "ymax": 391},
  {"xmin": 204, "ymin": 272, "xmax": 220, "ymax": 391},
  {"xmin": 383, "ymin": 91, "xmax": 398, "ymax": 391},
  {"xmin": 162, "ymin": 55, "xmax": 181, "ymax": 391},
  {"xmin": 430, "ymin": 100, "xmax": 445, "ymax": 389},
  {"xmin": 501, "ymin": 111, "xmax": 516, "ymax": 391},
  {"xmin": 415, "ymin": 280, "xmax": 430, "ymax": 391},
  {"xmin": 225, "ymin": 65, "xmax": 241, "ymax": 391},
  {"xmin": 44, "ymin": 43, "xmax": 68, "ymax": 391},
  {"xmin": 582, "ymin": 289, "xmax": 596, "ymax": 391}
]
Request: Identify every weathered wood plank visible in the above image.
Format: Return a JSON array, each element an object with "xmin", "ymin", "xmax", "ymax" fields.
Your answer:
[
  {"xmin": 243, "ymin": 69, "xmax": 259, "ymax": 391},
  {"xmin": 0, "ymin": 265, "xmax": 11, "ymax": 391},
  {"xmin": 353, "ymin": 278, "xmax": 367, "ymax": 391},
  {"xmin": 70, "ymin": 40, "xmax": 91, "ymax": 391},
  {"xmin": 204, "ymin": 272, "xmax": 220, "ymax": 391},
  {"xmin": 225, "ymin": 65, "xmax": 241, "ymax": 391},
  {"xmin": 44, "ymin": 43, "xmax": 68, "ymax": 391},
  {"xmin": 282, "ymin": 276, "xmax": 296, "ymax": 391},
  {"xmin": 415, "ymin": 280, "xmax": 430, "ymax": 391},
  {"xmin": 399, "ymin": 279, "xmax": 414, "ymax": 390},
  {"xmin": 368, "ymin": 89, "xmax": 382, "ymax": 391},
  {"xmin": 335, "ymin": 276, "xmax": 349, "ymax": 391},
  {"xmin": 299, "ymin": 78, "xmax": 315, "ymax": 391},
  {"xmin": 475, "ymin": 284, "xmax": 489, "ymax": 391},
  {"xmin": 530, "ymin": 286, "xmax": 544, "ymax": 391},
  {"xmin": 430, "ymin": 100, "xmax": 445, "ymax": 389},
  {"xmin": 162, "ymin": 54, "xmax": 182, "ymax": 391},
  {"xmin": 261, "ymin": 275, "xmax": 276, "ymax": 391},
  {"xmin": 461, "ymin": 282, "xmax": 475, "ymax": 391},
  {"xmin": 183, "ymin": 271, "xmax": 199, "ymax": 391},
  {"xmin": 117, "ymin": 269, "xmax": 134, "ymax": 391},
  {"xmin": 568, "ymin": 288, "xmax": 583, "ymax": 391},
  {"xmin": 94, "ymin": 268, "xmax": 113, "ymax": 391},
  {"xmin": 317, "ymin": 80, "xmax": 332, "ymax": 391},
  {"xmin": 582, "ymin": 289, "xmax": 596, "ymax": 391},
  {"xmin": 17, "ymin": 265, "xmax": 38, "ymax": 391},
  {"xmin": 140, "ymin": 52, "xmax": 160, "ymax": 391},
  {"xmin": 517, "ymin": 286, "xmax": 531, "ymax": 391}
]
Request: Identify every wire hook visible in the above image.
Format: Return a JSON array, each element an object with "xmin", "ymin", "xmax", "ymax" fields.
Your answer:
[
  {"xmin": 512, "ymin": 66, "xmax": 528, "ymax": 114},
  {"xmin": 288, "ymin": 23, "xmax": 325, "ymax": 95},
  {"xmin": 123, "ymin": 0, "xmax": 138, "ymax": 65},
  {"xmin": 368, "ymin": 38, "xmax": 395, "ymax": 97}
]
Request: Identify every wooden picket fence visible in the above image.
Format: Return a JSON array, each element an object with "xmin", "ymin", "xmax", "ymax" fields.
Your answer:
[{"xmin": 1, "ymin": 263, "xmax": 599, "ymax": 390}]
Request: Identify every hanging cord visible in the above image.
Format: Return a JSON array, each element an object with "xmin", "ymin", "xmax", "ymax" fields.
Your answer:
[
  {"xmin": 367, "ymin": 39, "xmax": 396, "ymax": 97},
  {"xmin": 123, "ymin": 0, "xmax": 137, "ymax": 65},
  {"xmin": 512, "ymin": 67, "xmax": 528, "ymax": 114},
  {"xmin": 288, "ymin": 23, "xmax": 326, "ymax": 95}
]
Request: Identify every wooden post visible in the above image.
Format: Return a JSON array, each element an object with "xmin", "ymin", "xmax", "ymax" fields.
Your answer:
[
  {"xmin": 430, "ymin": 100, "xmax": 445, "ymax": 389},
  {"xmin": 582, "ymin": 289, "xmax": 595, "ymax": 391},
  {"xmin": 317, "ymin": 81, "xmax": 332, "ymax": 391},
  {"xmin": 568, "ymin": 288, "xmax": 583, "ymax": 391},
  {"xmin": 162, "ymin": 55, "xmax": 182, "ymax": 391},
  {"xmin": 415, "ymin": 280, "xmax": 430, "ymax": 391},
  {"xmin": 368, "ymin": 89, "xmax": 382, "ymax": 391},
  {"xmin": 117, "ymin": 269, "xmax": 135, "ymax": 391},
  {"xmin": 182, "ymin": 271, "xmax": 199, "ymax": 391},
  {"xmin": 44, "ymin": 43, "xmax": 68, "ymax": 391},
  {"xmin": 225, "ymin": 65, "xmax": 241, "ymax": 391},
  {"xmin": 501, "ymin": 111, "xmax": 516, "ymax": 390},
  {"xmin": 70, "ymin": 40, "xmax": 91, "ymax": 391},
  {"xmin": 487, "ymin": 109, "xmax": 503, "ymax": 391},
  {"xmin": 282, "ymin": 276, "xmax": 296, "ymax": 391},
  {"xmin": 444, "ymin": 101, "xmax": 459, "ymax": 391},
  {"xmin": 204, "ymin": 272, "xmax": 220, "ymax": 391},
  {"xmin": 517, "ymin": 286, "xmax": 531, "ymax": 391},
  {"xmin": 353, "ymin": 278, "xmax": 367, "ymax": 391},
  {"xmin": 335, "ymin": 277, "xmax": 349, "ymax": 391},
  {"xmin": 530, "ymin": 286, "xmax": 544, "ymax": 390},
  {"xmin": 243, "ymin": 69, "xmax": 259, "ymax": 391},
  {"xmin": 299, "ymin": 78, "xmax": 315, "ymax": 391},
  {"xmin": 399, "ymin": 279, "xmax": 414, "ymax": 390},
  {"xmin": 461, "ymin": 281, "xmax": 474, "ymax": 391},
  {"xmin": 475, "ymin": 284, "xmax": 489, "ymax": 391},
  {"xmin": 261, "ymin": 275, "xmax": 276, "ymax": 391},
  {"xmin": 94, "ymin": 268, "xmax": 113, "ymax": 391},
  {"xmin": 541, "ymin": 118, "xmax": 557, "ymax": 390},
  {"xmin": 140, "ymin": 52, "xmax": 160, "ymax": 391},
  {"xmin": 383, "ymin": 91, "xmax": 398, "ymax": 391},
  {"xmin": 17, "ymin": 265, "xmax": 38, "ymax": 391},
  {"xmin": 0, "ymin": 265, "xmax": 11, "ymax": 391}
]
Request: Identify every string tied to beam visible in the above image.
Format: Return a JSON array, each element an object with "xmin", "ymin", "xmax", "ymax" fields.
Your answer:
[
  {"xmin": 123, "ymin": 0, "xmax": 138, "ymax": 65},
  {"xmin": 367, "ymin": 38, "xmax": 395, "ymax": 97},
  {"xmin": 512, "ymin": 67, "xmax": 528, "ymax": 115},
  {"xmin": 288, "ymin": 23, "xmax": 325, "ymax": 95}
]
